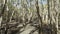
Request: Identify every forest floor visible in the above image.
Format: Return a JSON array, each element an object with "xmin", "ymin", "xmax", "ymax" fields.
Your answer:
[{"xmin": 20, "ymin": 24, "xmax": 38, "ymax": 34}]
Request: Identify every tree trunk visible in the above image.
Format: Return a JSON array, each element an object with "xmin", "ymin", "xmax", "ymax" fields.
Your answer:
[{"xmin": 36, "ymin": 0, "xmax": 43, "ymax": 34}]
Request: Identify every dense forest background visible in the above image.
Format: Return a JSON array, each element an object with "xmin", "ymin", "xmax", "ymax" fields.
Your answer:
[{"xmin": 0, "ymin": 0, "xmax": 60, "ymax": 34}]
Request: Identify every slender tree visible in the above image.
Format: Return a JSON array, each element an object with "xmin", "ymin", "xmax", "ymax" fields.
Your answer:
[{"xmin": 35, "ymin": 0, "xmax": 43, "ymax": 34}]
